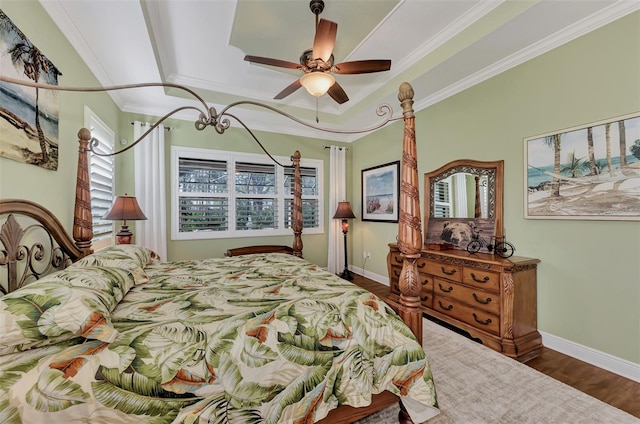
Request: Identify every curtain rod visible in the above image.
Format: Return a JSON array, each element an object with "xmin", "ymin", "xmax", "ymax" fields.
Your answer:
[
  {"xmin": 322, "ymin": 145, "xmax": 348, "ymax": 150},
  {"xmin": 131, "ymin": 122, "xmax": 172, "ymax": 131}
]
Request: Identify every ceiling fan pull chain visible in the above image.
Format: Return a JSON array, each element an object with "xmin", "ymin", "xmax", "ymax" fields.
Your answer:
[{"xmin": 316, "ymin": 97, "xmax": 319, "ymax": 123}]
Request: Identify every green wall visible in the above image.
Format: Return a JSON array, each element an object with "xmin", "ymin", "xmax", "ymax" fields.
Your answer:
[
  {"xmin": 351, "ymin": 12, "xmax": 640, "ymax": 364},
  {"xmin": 0, "ymin": 1, "xmax": 121, "ymax": 229}
]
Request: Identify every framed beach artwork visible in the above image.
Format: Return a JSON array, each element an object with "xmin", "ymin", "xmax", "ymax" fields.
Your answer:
[
  {"xmin": 524, "ymin": 112, "xmax": 640, "ymax": 220},
  {"xmin": 0, "ymin": 10, "xmax": 62, "ymax": 170},
  {"xmin": 361, "ymin": 161, "xmax": 400, "ymax": 222}
]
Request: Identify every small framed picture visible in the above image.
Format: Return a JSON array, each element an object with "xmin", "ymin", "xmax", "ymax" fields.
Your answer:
[{"xmin": 361, "ymin": 161, "xmax": 400, "ymax": 222}]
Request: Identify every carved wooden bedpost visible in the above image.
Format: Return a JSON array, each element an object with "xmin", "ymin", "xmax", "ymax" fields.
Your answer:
[
  {"xmin": 291, "ymin": 150, "xmax": 303, "ymax": 258},
  {"xmin": 73, "ymin": 128, "xmax": 94, "ymax": 255},
  {"xmin": 397, "ymin": 83, "xmax": 423, "ymax": 344}
]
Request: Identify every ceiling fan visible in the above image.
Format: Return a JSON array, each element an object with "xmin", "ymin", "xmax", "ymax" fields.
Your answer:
[{"xmin": 243, "ymin": 0, "xmax": 391, "ymax": 104}]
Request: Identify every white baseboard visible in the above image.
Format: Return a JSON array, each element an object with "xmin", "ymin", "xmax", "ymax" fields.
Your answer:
[
  {"xmin": 349, "ymin": 266, "xmax": 640, "ymax": 383},
  {"xmin": 349, "ymin": 265, "xmax": 388, "ymax": 286},
  {"xmin": 540, "ymin": 331, "xmax": 640, "ymax": 383}
]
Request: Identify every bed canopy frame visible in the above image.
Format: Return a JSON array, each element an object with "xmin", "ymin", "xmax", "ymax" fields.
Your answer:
[{"xmin": 0, "ymin": 77, "xmax": 424, "ymax": 423}]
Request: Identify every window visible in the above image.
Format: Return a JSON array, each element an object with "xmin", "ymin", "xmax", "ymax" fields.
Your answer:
[
  {"xmin": 84, "ymin": 107, "xmax": 115, "ymax": 249},
  {"xmin": 478, "ymin": 175, "xmax": 488, "ymax": 219},
  {"xmin": 433, "ymin": 178, "xmax": 452, "ymax": 218},
  {"xmin": 172, "ymin": 147, "xmax": 323, "ymax": 240}
]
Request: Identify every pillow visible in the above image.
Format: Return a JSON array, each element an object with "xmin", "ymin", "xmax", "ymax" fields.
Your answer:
[
  {"xmin": 71, "ymin": 244, "xmax": 159, "ymax": 285},
  {"xmin": 0, "ymin": 266, "xmax": 136, "ymax": 355},
  {"xmin": 74, "ymin": 244, "xmax": 159, "ymax": 267}
]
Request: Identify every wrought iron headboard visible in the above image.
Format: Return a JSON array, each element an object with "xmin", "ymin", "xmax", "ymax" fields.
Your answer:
[{"xmin": 0, "ymin": 199, "xmax": 92, "ymax": 294}]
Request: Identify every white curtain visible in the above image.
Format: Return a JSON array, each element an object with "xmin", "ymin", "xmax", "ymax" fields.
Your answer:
[
  {"xmin": 133, "ymin": 121, "xmax": 167, "ymax": 261},
  {"xmin": 327, "ymin": 146, "xmax": 347, "ymax": 274}
]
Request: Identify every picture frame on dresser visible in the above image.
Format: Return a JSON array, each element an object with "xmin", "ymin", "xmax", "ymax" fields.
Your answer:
[{"xmin": 361, "ymin": 160, "xmax": 400, "ymax": 222}]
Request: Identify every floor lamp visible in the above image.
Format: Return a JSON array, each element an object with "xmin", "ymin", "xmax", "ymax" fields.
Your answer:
[
  {"xmin": 103, "ymin": 194, "xmax": 147, "ymax": 244},
  {"xmin": 333, "ymin": 201, "xmax": 356, "ymax": 280}
]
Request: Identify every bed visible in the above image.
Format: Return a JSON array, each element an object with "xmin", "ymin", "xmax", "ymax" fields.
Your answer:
[{"xmin": 0, "ymin": 83, "xmax": 437, "ymax": 423}]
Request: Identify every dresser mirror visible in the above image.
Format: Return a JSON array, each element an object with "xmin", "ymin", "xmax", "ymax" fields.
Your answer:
[{"xmin": 423, "ymin": 159, "xmax": 504, "ymax": 251}]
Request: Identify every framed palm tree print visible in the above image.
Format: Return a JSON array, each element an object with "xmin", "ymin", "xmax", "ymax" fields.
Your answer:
[
  {"xmin": 361, "ymin": 161, "xmax": 400, "ymax": 222},
  {"xmin": 0, "ymin": 10, "xmax": 62, "ymax": 170},
  {"xmin": 524, "ymin": 112, "xmax": 640, "ymax": 220}
]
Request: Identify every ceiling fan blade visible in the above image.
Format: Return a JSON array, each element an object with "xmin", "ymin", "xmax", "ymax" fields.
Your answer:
[
  {"xmin": 244, "ymin": 55, "xmax": 301, "ymax": 70},
  {"xmin": 327, "ymin": 81, "xmax": 349, "ymax": 104},
  {"xmin": 333, "ymin": 60, "xmax": 392, "ymax": 74},
  {"xmin": 312, "ymin": 19, "xmax": 337, "ymax": 62},
  {"xmin": 274, "ymin": 79, "xmax": 303, "ymax": 100}
]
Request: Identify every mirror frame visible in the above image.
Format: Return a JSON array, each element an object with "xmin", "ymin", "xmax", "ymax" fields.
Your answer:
[{"xmin": 423, "ymin": 159, "xmax": 504, "ymax": 250}]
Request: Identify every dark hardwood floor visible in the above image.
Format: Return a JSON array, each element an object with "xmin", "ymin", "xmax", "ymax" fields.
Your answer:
[{"xmin": 350, "ymin": 274, "xmax": 640, "ymax": 419}]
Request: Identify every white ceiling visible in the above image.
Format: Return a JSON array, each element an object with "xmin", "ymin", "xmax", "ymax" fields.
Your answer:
[{"xmin": 41, "ymin": 0, "xmax": 639, "ymax": 142}]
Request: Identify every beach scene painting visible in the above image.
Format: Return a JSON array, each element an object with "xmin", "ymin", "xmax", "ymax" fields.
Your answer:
[
  {"xmin": 361, "ymin": 161, "xmax": 399, "ymax": 222},
  {"xmin": 0, "ymin": 10, "xmax": 62, "ymax": 171},
  {"xmin": 525, "ymin": 112, "xmax": 640, "ymax": 220}
]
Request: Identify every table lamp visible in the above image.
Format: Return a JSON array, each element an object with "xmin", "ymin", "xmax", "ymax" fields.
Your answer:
[{"xmin": 103, "ymin": 194, "xmax": 147, "ymax": 244}]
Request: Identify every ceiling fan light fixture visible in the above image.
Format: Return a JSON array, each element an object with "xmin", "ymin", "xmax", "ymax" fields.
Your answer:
[{"xmin": 300, "ymin": 72, "xmax": 335, "ymax": 97}]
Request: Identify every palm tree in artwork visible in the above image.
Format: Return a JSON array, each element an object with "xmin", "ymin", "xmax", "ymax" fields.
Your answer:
[
  {"xmin": 586, "ymin": 127, "xmax": 598, "ymax": 176},
  {"xmin": 604, "ymin": 122, "xmax": 614, "ymax": 176},
  {"xmin": 560, "ymin": 150, "xmax": 588, "ymax": 178},
  {"xmin": 618, "ymin": 119, "xmax": 628, "ymax": 168},
  {"xmin": 1, "ymin": 11, "xmax": 61, "ymax": 165},
  {"xmin": 543, "ymin": 134, "xmax": 562, "ymax": 197}
]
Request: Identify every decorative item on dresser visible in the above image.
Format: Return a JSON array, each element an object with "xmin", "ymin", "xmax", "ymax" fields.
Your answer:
[{"xmin": 389, "ymin": 158, "xmax": 542, "ymax": 362}]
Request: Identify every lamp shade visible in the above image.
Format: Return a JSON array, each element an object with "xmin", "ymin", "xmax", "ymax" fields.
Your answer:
[
  {"xmin": 333, "ymin": 201, "xmax": 356, "ymax": 220},
  {"xmin": 103, "ymin": 195, "xmax": 147, "ymax": 221},
  {"xmin": 300, "ymin": 72, "xmax": 335, "ymax": 97}
]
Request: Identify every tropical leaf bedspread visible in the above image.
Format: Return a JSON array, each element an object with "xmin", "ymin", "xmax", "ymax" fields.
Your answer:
[{"xmin": 1, "ymin": 253, "xmax": 438, "ymax": 423}]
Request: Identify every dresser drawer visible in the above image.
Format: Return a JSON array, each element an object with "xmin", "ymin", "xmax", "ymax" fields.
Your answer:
[
  {"xmin": 390, "ymin": 252, "xmax": 430, "ymax": 272},
  {"xmin": 390, "ymin": 266, "xmax": 402, "ymax": 282},
  {"xmin": 434, "ymin": 278, "xmax": 499, "ymax": 315},
  {"xmin": 420, "ymin": 289, "xmax": 433, "ymax": 308},
  {"xmin": 389, "ymin": 251, "xmax": 403, "ymax": 267},
  {"xmin": 433, "ymin": 295, "xmax": 500, "ymax": 335},
  {"xmin": 389, "ymin": 266, "xmax": 431, "ymax": 296},
  {"xmin": 390, "ymin": 277, "xmax": 400, "ymax": 295},
  {"xmin": 420, "ymin": 274, "xmax": 434, "ymax": 307},
  {"xmin": 462, "ymin": 267, "xmax": 500, "ymax": 292},
  {"xmin": 425, "ymin": 261, "xmax": 462, "ymax": 282},
  {"xmin": 420, "ymin": 275, "xmax": 433, "ymax": 291}
]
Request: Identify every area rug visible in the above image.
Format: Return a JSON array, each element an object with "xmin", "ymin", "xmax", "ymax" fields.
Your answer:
[{"xmin": 356, "ymin": 318, "xmax": 639, "ymax": 423}]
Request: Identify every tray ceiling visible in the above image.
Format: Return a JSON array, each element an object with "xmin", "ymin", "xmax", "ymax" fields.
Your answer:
[{"xmin": 40, "ymin": 0, "xmax": 638, "ymax": 142}]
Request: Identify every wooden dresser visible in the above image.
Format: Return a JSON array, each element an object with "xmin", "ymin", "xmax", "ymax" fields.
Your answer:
[{"xmin": 388, "ymin": 243, "xmax": 542, "ymax": 362}]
